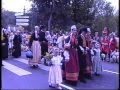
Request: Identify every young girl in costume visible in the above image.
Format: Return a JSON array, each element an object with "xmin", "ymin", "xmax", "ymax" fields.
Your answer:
[{"xmin": 48, "ymin": 47, "xmax": 63, "ymax": 89}]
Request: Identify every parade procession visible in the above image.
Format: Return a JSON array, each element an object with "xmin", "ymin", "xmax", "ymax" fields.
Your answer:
[{"xmin": 2, "ymin": 0, "xmax": 119, "ymax": 90}]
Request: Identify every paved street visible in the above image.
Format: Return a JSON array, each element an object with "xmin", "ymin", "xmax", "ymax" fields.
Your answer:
[{"xmin": 2, "ymin": 52, "xmax": 119, "ymax": 90}]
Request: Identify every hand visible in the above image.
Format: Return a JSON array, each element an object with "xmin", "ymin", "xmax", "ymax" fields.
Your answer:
[
  {"xmin": 86, "ymin": 47, "xmax": 89, "ymax": 50},
  {"xmin": 29, "ymin": 48, "xmax": 32, "ymax": 51},
  {"xmin": 2, "ymin": 43, "xmax": 6, "ymax": 46}
]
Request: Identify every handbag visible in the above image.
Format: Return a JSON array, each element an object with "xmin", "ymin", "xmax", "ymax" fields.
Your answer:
[{"xmin": 26, "ymin": 50, "xmax": 33, "ymax": 58}]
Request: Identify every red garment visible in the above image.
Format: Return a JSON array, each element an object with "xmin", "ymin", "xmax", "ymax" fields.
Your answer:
[
  {"xmin": 101, "ymin": 37, "xmax": 110, "ymax": 54},
  {"xmin": 85, "ymin": 34, "xmax": 92, "ymax": 48},
  {"xmin": 65, "ymin": 48, "xmax": 79, "ymax": 81},
  {"xmin": 65, "ymin": 35, "xmax": 79, "ymax": 82},
  {"xmin": 71, "ymin": 35, "xmax": 77, "ymax": 45},
  {"xmin": 110, "ymin": 38, "xmax": 117, "ymax": 52}
]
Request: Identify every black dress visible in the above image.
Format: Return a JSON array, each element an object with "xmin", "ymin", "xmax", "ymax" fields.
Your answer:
[
  {"xmin": 2, "ymin": 33, "xmax": 8, "ymax": 60},
  {"xmin": 39, "ymin": 31, "xmax": 48, "ymax": 56},
  {"xmin": 77, "ymin": 34, "xmax": 87, "ymax": 82},
  {"xmin": 12, "ymin": 34, "xmax": 22, "ymax": 58}
]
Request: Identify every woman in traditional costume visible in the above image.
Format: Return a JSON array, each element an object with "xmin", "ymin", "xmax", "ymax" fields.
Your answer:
[
  {"xmin": 12, "ymin": 30, "xmax": 22, "ymax": 58},
  {"xmin": 77, "ymin": 28, "xmax": 87, "ymax": 83},
  {"xmin": 8, "ymin": 32, "xmax": 14, "ymax": 56},
  {"xmin": 1, "ymin": 29, "xmax": 8, "ymax": 60},
  {"xmin": 64, "ymin": 25, "xmax": 79, "ymax": 85},
  {"xmin": 29, "ymin": 26, "xmax": 41, "ymax": 68},
  {"xmin": 109, "ymin": 33, "xmax": 117, "ymax": 52},
  {"xmin": 101, "ymin": 27, "xmax": 110, "ymax": 61},
  {"xmin": 84, "ymin": 28, "xmax": 93, "ymax": 79}
]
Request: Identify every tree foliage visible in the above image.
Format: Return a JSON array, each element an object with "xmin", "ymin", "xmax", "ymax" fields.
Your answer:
[
  {"xmin": 2, "ymin": 9, "xmax": 16, "ymax": 28},
  {"xmin": 92, "ymin": 0, "xmax": 118, "ymax": 34},
  {"xmin": 29, "ymin": 0, "xmax": 95, "ymax": 31}
]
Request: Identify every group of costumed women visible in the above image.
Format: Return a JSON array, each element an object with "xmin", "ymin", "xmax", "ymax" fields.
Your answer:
[{"xmin": 62, "ymin": 25, "xmax": 93, "ymax": 85}]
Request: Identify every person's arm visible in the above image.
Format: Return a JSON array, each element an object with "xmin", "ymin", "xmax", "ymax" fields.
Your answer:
[
  {"xmin": 29, "ymin": 34, "xmax": 33, "ymax": 48},
  {"xmin": 77, "ymin": 35, "xmax": 84, "ymax": 53}
]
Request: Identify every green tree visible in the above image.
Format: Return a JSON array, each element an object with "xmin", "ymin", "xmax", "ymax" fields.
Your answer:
[
  {"xmin": 2, "ymin": 9, "xmax": 16, "ymax": 28},
  {"xmin": 29, "ymin": 0, "xmax": 95, "ymax": 31},
  {"xmin": 93, "ymin": 0, "xmax": 116, "ymax": 34}
]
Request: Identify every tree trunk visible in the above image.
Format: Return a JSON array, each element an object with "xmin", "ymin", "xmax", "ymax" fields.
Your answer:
[
  {"xmin": 48, "ymin": 13, "xmax": 52, "ymax": 31},
  {"xmin": 48, "ymin": 0, "xmax": 54, "ymax": 32}
]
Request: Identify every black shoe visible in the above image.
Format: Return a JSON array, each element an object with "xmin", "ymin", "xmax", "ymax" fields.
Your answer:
[
  {"xmin": 95, "ymin": 73, "xmax": 100, "ymax": 76},
  {"xmin": 87, "ymin": 76, "xmax": 93, "ymax": 80},
  {"xmin": 49, "ymin": 85, "xmax": 55, "ymax": 88},
  {"xmin": 32, "ymin": 65, "xmax": 36, "ymax": 68},
  {"xmin": 96, "ymin": 74, "xmax": 100, "ymax": 76},
  {"xmin": 35, "ymin": 65, "xmax": 39, "ymax": 68},
  {"xmin": 80, "ymin": 79, "xmax": 86, "ymax": 83}
]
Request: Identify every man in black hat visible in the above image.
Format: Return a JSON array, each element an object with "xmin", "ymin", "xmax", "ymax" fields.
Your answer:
[
  {"xmin": 39, "ymin": 25, "xmax": 48, "ymax": 57},
  {"xmin": 77, "ymin": 27, "xmax": 87, "ymax": 83}
]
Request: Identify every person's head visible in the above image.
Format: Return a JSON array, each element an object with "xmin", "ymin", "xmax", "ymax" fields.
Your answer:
[
  {"xmin": 79, "ymin": 27, "xmax": 87, "ymax": 35},
  {"xmin": 87, "ymin": 28, "xmax": 91, "ymax": 35},
  {"xmin": 65, "ymin": 32, "xmax": 69, "ymax": 35},
  {"xmin": 95, "ymin": 32, "xmax": 98, "ymax": 37},
  {"xmin": 40, "ymin": 25, "xmax": 45, "ymax": 31},
  {"xmin": 103, "ymin": 27, "xmax": 109, "ymax": 36},
  {"xmin": 71, "ymin": 25, "xmax": 77, "ymax": 35},
  {"xmin": 95, "ymin": 42, "xmax": 100, "ymax": 49},
  {"xmin": 53, "ymin": 48, "xmax": 59, "ymax": 56},
  {"xmin": 46, "ymin": 31, "xmax": 50, "ymax": 35},
  {"xmin": 34, "ymin": 26, "xmax": 39, "ymax": 32}
]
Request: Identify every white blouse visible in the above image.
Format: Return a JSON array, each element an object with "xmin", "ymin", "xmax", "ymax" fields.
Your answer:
[{"xmin": 51, "ymin": 55, "xmax": 63, "ymax": 66}]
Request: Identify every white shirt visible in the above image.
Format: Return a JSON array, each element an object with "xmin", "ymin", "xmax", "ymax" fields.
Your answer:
[
  {"xmin": 56, "ymin": 36, "xmax": 64, "ymax": 48},
  {"xmin": 51, "ymin": 55, "xmax": 63, "ymax": 66},
  {"xmin": 63, "ymin": 50, "xmax": 70, "ymax": 60}
]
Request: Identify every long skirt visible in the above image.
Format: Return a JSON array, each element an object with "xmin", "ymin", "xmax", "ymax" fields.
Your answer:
[
  {"xmin": 2, "ymin": 43, "xmax": 8, "ymax": 59},
  {"xmin": 62, "ymin": 62, "xmax": 66, "ymax": 80},
  {"xmin": 85, "ymin": 50, "xmax": 93, "ymax": 78},
  {"xmin": 65, "ymin": 48, "xmax": 79, "ymax": 84},
  {"xmin": 77, "ymin": 49, "xmax": 86, "ymax": 81},
  {"xmin": 29, "ymin": 41, "xmax": 41, "ymax": 66},
  {"xmin": 12, "ymin": 44, "xmax": 21, "ymax": 58},
  {"xmin": 48, "ymin": 65, "xmax": 62, "ymax": 85},
  {"xmin": 41, "ymin": 41, "xmax": 48, "ymax": 56}
]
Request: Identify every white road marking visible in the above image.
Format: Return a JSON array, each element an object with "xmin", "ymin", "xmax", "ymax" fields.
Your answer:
[
  {"xmin": 13, "ymin": 58, "xmax": 119, "ymax": 89},
  {"xmin": 14, "ymin": 58, "xmax": 50, "ymax": 71},
  {"xmin": 2, "ymin": 61, "xmax": 32, "ymax": 76},
  {"xmin": 60, "ymin": 84, "xmax": 75, "ymax": 90},
  {"xmin": 14, "ymin": 58, "xmax": 28, "ymax": 64},
  {"xmin": 103, "ymin": 70, "xmax": 119, "ymax": 74},
  {"xmin": 13, "ymin": 58, "xmax": 75, "ymax": 89}
]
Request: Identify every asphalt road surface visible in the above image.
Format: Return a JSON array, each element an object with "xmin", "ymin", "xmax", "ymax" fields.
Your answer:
[{"xmin": 2, "ymin": 52, "xmax": 119, "ymax": 90}]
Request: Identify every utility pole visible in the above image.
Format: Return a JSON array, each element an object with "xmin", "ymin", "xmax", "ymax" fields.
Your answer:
[{"xmin": 23, "ymin": 6, "xmax": 26, "ymax": 15}]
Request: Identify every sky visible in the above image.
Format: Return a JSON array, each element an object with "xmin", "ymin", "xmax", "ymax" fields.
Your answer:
[
  {"xmin": 2, "ymin": 0, "xmax": 32, "ymax": 12},
  {"xmin": 2, "ymin": 0, "xmax": 119, "ymax": 12}
]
